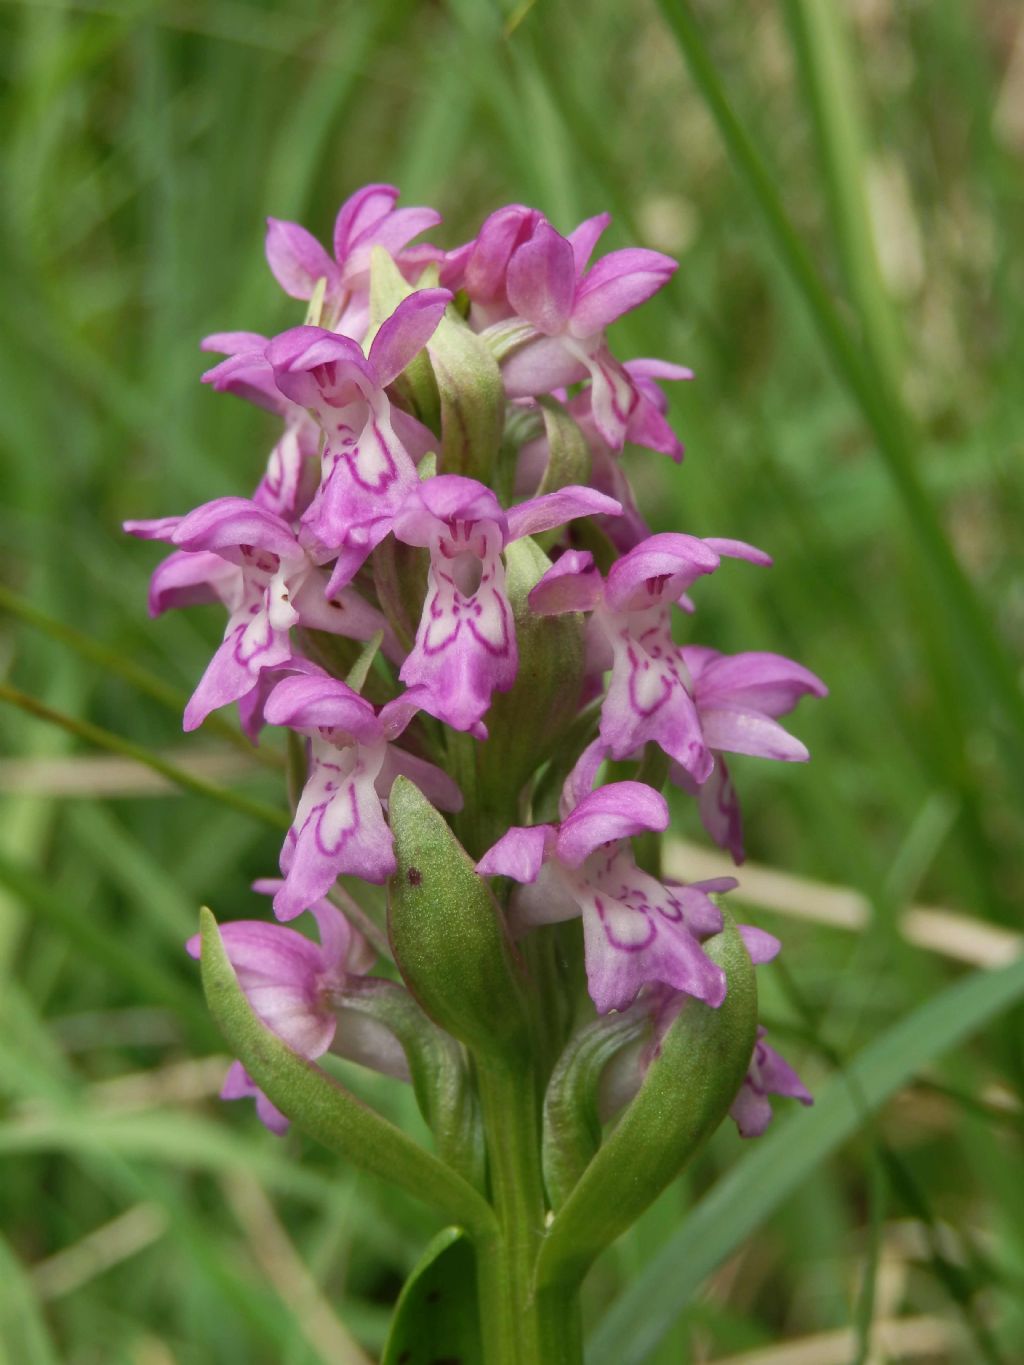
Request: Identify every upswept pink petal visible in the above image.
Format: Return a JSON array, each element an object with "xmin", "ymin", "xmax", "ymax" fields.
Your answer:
[
  {"xmin": 506, "ymin": 486, "xmax": 621, "ymax": 543},
  {"xmin": 699, "ymin": 706, "xmax": 811, "ymax": 762},
  {"xmin": 567, "ymin": 212, "xmax": 611, "ymax": 276},
  {"xmin": 367, "ymin": 288, "xmax": 452, "ymax": 388},
  {"xmin": 626, "ymin": 389, "xmax": 685, "ymax": 461},
  {"xmin": 476, "ymin": 824, "xmax": 554, "ymax": 883},
  {"xmin": 570, "ymin": 248, "xmax": 677, "ymax": 336},
  {"xmin": 354, "ymin": 205, "xmax": 442, "ymax": 262},
  {"xmin": 171, "ymin": 497, "xmax": 300, "ymax": 561},
  {"xmin": 738, "ymin": 925, "xmax": 781, "ymax": 964},
  {"xmin": 201, "ymin": 330, "xmax": 269, "ymax": 355},
  {"xmin": 464, "ymin": 204, "xmax": 544, "ymax": 304},
  {"xmin": 731, "ymin": 1030, "xmax": 812, "ymax": 1137},
  {"xmin": 506, "ymin": 222, "xmax": 576, "ymax": 334},
  {"xmin": 307, "ymin": 899, "xmax": 362, "ymax": 974},
  {"xmin": 123, "ymin": 515, "xmax": 184, "ymax": 542},
  {"xmin": 560, "ymin": 737, "xmax": 609, "ymax": 816},
  {"xmin": 202, "ymin": 350, "xmax": 285, "ymax": 415},
  {"xmin": 439, "ymin": 240, "xmax": 475, "ymax": 290},
  {"xmin": 703, "ymin": 537, "xmax": 773, "ymax": 567},
  {"xmin": 375, "ymin": 687, "xmax": 431, "ymax": 743},
  {"xmin": 685, "ymin": 649, "xmax": 828, "ymax": 716},
  {"xmin": 147, "ymin": 550, "xmax": 236, "ymax": 618},
  {"xmin": 266, "ymin": 326, "xmax": 372, "ymax": 410},
  {"xmin": 391, "ymin": 491, "xmax": 494, "ymax": 554},
  {"xmin": 754, "ymin": 1035, "xmax": 813, "ymax": 1102},
  {"xmin": 332, "ymin": 184, "xmax": 399, "ymax": 260},
  {"xmin": 265, "ymin": 218, "xmax": 337, "ymax": 299},
  {"xmin": 625, "ymin": 358, "xmax": 695, "ymax": 383},
  {"xmin": 603, "ymin": 532, "xmax": 720, "ymax": 612},
  {"xmin": 263, "ymin": 674, "xmax": 380, "ymax": 744},
  {"xmin": 527, "ymin": 550, "xmax": 604, "ymax": 616},
  {"xmin": 555, "ymin": 782, "xmax": 669, "ymax": 867}
]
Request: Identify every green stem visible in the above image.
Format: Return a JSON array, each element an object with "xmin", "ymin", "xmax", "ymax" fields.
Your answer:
[{"xmin": 474, "ymin": 1057, "xmax": 581, "ymax": 1364}]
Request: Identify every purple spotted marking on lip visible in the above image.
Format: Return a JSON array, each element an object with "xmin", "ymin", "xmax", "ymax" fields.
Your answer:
[{"xmin": 395, "ymin": 476, "xmax": 619, "ymax": 735}]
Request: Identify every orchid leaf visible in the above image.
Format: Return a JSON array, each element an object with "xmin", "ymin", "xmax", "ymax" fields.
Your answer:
[
  {"xmin": 197, "ymin": 907, "xmax": 497, "ymax": 1241},
  {"xmin": 536, "ymin": 917, "xmax": 757, "ymax": 1290},
  {"xmin": 381, "ymin": 1227, "xmax": 482, "ymax": 1365},
  {"xmin": 590, "ymin": 950, "xmax": 1024, "ymax": 1364}
]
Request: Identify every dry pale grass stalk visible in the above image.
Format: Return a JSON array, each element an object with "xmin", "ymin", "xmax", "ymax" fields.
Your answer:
[
  {"xmin": 707, "ymin": 1313, "xmax": 956, "ymax": 1365},
  {"xmin": 663, "ymin": 839, "xmax": 1022, "ymax": 969},
  {"xmin": 31, "ymin": 1203, "xmax": 167, "ymax": 1300},
  {"xmin": 222, "ymin": 1172, "xmax": 372, "ymax": 1365}
]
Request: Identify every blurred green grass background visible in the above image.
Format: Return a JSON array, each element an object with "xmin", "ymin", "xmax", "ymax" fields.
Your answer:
[{"xmin": 1, "ymin": 1, "xmax": 1023, "ymax": 1362}]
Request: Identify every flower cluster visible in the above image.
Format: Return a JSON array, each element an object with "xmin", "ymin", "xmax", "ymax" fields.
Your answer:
[{"xmin": 129, "ymin": 184, "xmax": 823, "ymax": 1137}]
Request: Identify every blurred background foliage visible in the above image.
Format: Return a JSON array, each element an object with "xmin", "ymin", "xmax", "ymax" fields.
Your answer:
[{"xmin": 1, "ymin": 0, "xmax": 1023, "ymax": 1362}]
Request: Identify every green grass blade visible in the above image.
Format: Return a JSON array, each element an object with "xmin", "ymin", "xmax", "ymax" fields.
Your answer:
[
  {"xmin": 589, "ymin": 950, "xmax": 1024, "ymax": 1364},
  {"xmin": 0, "ymin": 1233, "xmax": 59, "ymax": 1365},
  {"xmin": 0, "ymin": 683, "xmax": 288, "ymax": 831},
  {"xmin": 653, "ymin": 0, "xmax": 1024, "ymax": 755},
  {"xmin": 0, "ymin": 583, "xmax": 281, "ymax": 766},
  {"xmin": 782, "ymin": 0, "xmax": 904, "ymax": 382}
]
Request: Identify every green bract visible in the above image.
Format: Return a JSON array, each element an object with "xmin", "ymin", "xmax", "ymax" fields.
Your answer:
[{"xmin": 387, "ymin": 777, "xmax": 530, "ymax": 1059}]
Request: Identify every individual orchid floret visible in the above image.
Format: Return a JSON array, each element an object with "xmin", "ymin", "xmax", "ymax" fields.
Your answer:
[
  {"xmin": 392, "ymin": 475, "xmax": 620, "ymax": 735},
  {"xmin": 529, "ymin": 535, "xmax": 772, "ymax": 780},
  {"xmin": 671, "ymin": 647, "xmax": 828, "ymax": 863},
  {"xmin": 558, "ymin": 359, "xmax": 694, "ymax": 551},
  {"xmin": 730, "ymin": 1027, "xmax": 813, "ymax": 1138},
  {"xmin": 201, "ymin": 332, "xmax": 321, "ymax": 520},
  {"xmin": 124, "ymin": 498, "xmax": 388, "ymax": 733},
  {"xmin": 608, "ymin": 928, "xmax": 807, "ymax": 1138},
  {"xmin": 477, "ymin": 780, "xmax": 727, "ymax": 1015},
  {"xmin": 264, "ymin": 673, "xmax": 461, "ymax": 920},
  {"xmin": 440, "ymin": 203, "xmax": 546, "ymax": 329},
  {"xmin": 570, "ymin": 358, "xmax": 694, "ymax": 465},
  {"xmin": 265, "ymin": 183, "xmax": 442, "ymax": 338},
  {"xmin": 186, "ymin": 895, "xmax": 371, "ymax": 1133},
  {"xmin": 266, "ymin": 289, "xmax": 451, "ymax": 591},
  {"xmin": 490, "ymin": 214, "xmax": 678, "ymax": 450}
]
